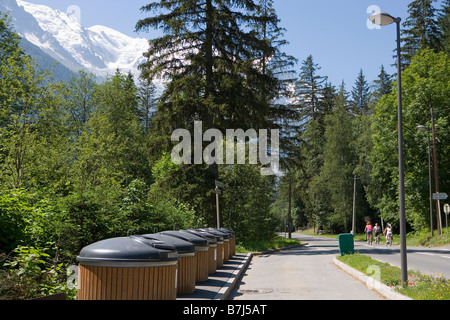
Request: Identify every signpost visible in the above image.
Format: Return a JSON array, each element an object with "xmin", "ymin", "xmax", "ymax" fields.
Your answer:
[
  {"xmin": 215, "ymin": 181, "xmax": 224, "ymax": 229},
  {"xmin": 432, "ymin": 193, "xmax": 447, "ymax": 235},
  {"xmin": 433, "ymin": 193, "xmax": 448, "ymax": 200}
]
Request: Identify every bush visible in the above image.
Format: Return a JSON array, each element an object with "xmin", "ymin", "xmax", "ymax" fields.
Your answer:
[{"xmin": 0, "ymin": 245, "xmax": 77, "ymax": 300}]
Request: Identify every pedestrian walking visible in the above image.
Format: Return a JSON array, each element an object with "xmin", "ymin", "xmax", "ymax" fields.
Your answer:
[{"xmin": 374, "ymin": 223, "xmax": 381, "ymax": 244}]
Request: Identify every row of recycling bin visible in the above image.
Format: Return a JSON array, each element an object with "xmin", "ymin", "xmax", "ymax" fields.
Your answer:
[{"xmin": 76, "ymin": 228, "xmax": 236, "ymax": 300}]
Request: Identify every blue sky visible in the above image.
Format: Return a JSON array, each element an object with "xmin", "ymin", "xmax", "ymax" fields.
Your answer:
[{"xmin": 22, "ymin": 0, "xmax": 444, "ymax": 89}]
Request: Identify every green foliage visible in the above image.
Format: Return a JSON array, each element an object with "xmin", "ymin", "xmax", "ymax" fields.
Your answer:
[
  {"xmin": 136, "ymin": 0, "xmax": 293, "ymax": 135},
  {"xmin": 319, "ymin": 85, "xmax": 356, "ymax": 232},
  {"xmin": 368, "ymin": 48, "xmax": 450, "ymax": 231},
  {"xmin": 220, "ymin": 163, "xmax": 277, "ymax": 242},
  {"xmin": 235, "ymin": 235, "xmax": 301, "ymax": 253},
  {"xmin": 1, "ymin": 245, "xmax": 77, "ymax": 300},
  {"xmin": 0, "ymin": 189, "xmax": 58, "ymax": 253},
  {"xmin": 401, "ymin": 0, "xmax": 442, "ymax": 68},
  {"xmin": 0, "ymin": 0, "xmax": 449, "ymax": 300}
]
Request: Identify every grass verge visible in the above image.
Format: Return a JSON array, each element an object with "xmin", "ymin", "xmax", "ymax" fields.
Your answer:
[
  {"xmin": 337, "ymin": 253, "xmax": 450, "ymax": 300},
  {"xmin": 236, "ymin": 235, "xmax": 302, "ymax": 253}
]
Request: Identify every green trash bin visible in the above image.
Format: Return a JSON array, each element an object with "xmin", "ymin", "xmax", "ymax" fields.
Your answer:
[{"xmin": 338, "ymin": 233, "xmax": 354, "ymax": 256}]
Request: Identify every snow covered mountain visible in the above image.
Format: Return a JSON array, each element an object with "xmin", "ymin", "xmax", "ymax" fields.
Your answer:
[{"xmin": 1, "ymin": 0, "xmax": 149, "ymax": 80}]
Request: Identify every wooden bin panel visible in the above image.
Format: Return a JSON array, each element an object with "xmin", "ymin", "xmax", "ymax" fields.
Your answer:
[
  {"xmin": 195, "ymin": 251, "xmax": 209, "ymax": 282},
  {"xmin": 78, "ymin": 265, "xmax": 177, "ymax": 300},
  {"xmin": 177, "ymin": 256, "xmax": 196, "ymax": 295},
  {"xmin": 207, "ymin": 246, "xmax": 217, "ymax": 275},
  {"xmin": 216, "ymin": 243, "xmax": 224, "ymax": 268},
  {"xmin": 229, "ymin": 238, "xmax": 236, "ymax": 258},
  {"xmin": 223, "ymin": 241, "xmax": 229, "ymax": 262}
]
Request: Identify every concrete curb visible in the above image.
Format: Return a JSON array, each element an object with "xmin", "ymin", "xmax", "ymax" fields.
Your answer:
[
  {"xmin": 214, "ymin": 253, "xmax": 253, "ymax": 300},
  {"xmin": 333, "ymin": 257, "xmax": 412, "ymax": 300}
]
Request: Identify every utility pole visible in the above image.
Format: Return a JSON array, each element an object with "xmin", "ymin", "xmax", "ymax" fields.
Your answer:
[
  {"xmin": 352, "ymin": 175, "xmax": 357, "ymax": 236},
  {"xmin": 430, "ymin": 107, "xmax": 443, "ymax": 235},
  {"xmin": 288, "ymin": 177, "xmax": 292, "ymax": 239}
]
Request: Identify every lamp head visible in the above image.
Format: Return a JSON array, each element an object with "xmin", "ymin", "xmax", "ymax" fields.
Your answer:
[
  {"xmin": 369, "ymin": 12, "xmax": 400, "ymax": 26},
  {"xmin": 416, "ymin": 125, "xmax": 429, "ymax": 132}
]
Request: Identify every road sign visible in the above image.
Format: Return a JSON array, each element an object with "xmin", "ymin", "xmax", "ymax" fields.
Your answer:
[
  {"xmin": 215, "ymin": 180, "xmax": 224, "ymax": 188},
  {"xmin": 433, "ymin": 193, "xmax": 448, "ymax": 200},
  {"xmin": 444, "ymin": 204, "xmax": 450, "ymax": 215}
]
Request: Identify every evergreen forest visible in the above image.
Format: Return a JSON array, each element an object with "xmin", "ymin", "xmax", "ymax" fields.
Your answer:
[{"xmin": 0, "ymin": 0, "xmax": 449, "ymax": 299}]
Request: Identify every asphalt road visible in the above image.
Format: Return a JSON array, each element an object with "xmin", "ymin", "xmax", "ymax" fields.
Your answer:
[
  {"xmin": 228, "ymin": 232, "xmax": 450, "ymax": 300},
  {"xmin": 228, "ymin": 233, "xmax": 384, "ymax": 300},
  {"xmin": 354, "ymin": 234, "xmax": 450, "ymax": 279}
]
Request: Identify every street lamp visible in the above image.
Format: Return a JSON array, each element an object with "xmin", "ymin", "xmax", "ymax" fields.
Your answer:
[
  {"xmin": 369, "ymin": 11, "xmax": 408, "ymax": 284},
  {"xmin": 417, "ymin": 125, "xmax": 434, "ymax": 237}
]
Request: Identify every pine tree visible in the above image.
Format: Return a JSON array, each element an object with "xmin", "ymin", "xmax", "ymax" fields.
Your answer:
[
  {"xmin": 253, "ymin": 0, "xmax": 297, "ymax": 129},
  {"xmin": 291, "ymin": 56, "xmax": 332, "ymax": 227},
  {"xmin": 439, "ymin": 0, "xmax": 450, "ymax": 55},
  {"xmin": 372, "ymin": 65, "xmax": 393, "ymax": 104},
  {"xmin": 137, "ymin": 79, "xmax": 157, "ymax": 133},
  {"xmin": 350, "ymin": 69, "xmax": 370, "ymax": 113},
  {"xmin": 319, "ymin": 83, "xmax": 356, "ymax": 232},
  {"xmin": 136, "ymin": 0, "xmax": 287, "ymax": 133},
  {"xmin": 401, "ymin": 0, "xmax": 442, "ymax": 67},
  {"xmin": 294, "ymin": 55, "xmax": 327, "ymax": 122}
]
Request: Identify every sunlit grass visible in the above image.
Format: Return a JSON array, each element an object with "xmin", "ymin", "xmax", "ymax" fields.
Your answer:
[
  {"xmin": 337, "ymin": 253, "xmax": 450, "ymax": 300},
  {"xmin": 236, "ymin": 235, "xmax": 302, "ymax": 253}
]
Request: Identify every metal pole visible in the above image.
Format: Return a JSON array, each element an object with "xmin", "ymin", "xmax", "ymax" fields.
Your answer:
[
  {"xmin": 288, "ymin": 177, "xmax": 292, "ymax": 239},
  {"xmin": 216, "ymin": 188, "xmax": 220, "ymax": 229},
  {"xmin": 430, "ymin": 107, "xmax": 443, "ymax": 235},
  {"xmin": 352, "ymin": 175, "xmax": 357, "ymax": 236},
  {"xmin": 396, "ymin": 18, "xmax": 408, "ymax": 284},
  {"xmin": 427, "ymin": 128, "xmax": 434, "ymax": 236}
]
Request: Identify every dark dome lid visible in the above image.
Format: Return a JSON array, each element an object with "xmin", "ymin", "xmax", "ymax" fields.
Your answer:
[
  {"xmin": 218, "ymin": 227, "xmax": 235, "ymax": 238},
  {"xmin": 197, "ymin": 228, "xmax": 225, "ymax": 241},
  {"xmin": 138, "ymin": 234, "xmax": 195, "ymax": 255},
  {"xmin": 76, "ymin": 236, "xmax": 178, "ymax": 267},
  {"xmin": 159, "ymin": 230, "xmax": 209, "ymax": 248},
  {"xmin": 181, "ymin": 229, "xmax": 218, "ymax": 245},
  {"xmin": 203, "ymin": 228, "xmax": 230, "ymax": 239}
]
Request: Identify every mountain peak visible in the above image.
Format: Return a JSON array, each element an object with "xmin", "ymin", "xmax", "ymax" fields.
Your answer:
[{"xmin": 7, "ymin": 0, "xmax": 149, "ymax": 79}]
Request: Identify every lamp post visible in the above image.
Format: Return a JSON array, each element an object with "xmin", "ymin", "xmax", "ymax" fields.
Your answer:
[
  {"xmin": 369, "ymin": 11, "xmax": 408, "ymax": 284},
  {"xmin": 417, "ymin": 125, "xmax": 434, "ymax": 237}
]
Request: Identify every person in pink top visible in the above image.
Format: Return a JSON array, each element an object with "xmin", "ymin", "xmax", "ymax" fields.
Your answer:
[{"xmin": 364, "ymin": 221, "xmax": 373, "ymax": 245}]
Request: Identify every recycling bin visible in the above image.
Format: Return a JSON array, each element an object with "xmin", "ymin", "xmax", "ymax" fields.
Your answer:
[
  {"xmin": 76, "ymin": 236, "xmax": 179, "ymax": 300},
  {"xmin": 205, "ymin": 228, "xmax": 231, "ymax": 262},
  {"xmin": 139, "ymin": 233, "xmax": 196, "ymax": 295},
  {"xmin": 182, "ymin": 229, "xmax": 218, "ymax": 275},
  {"xmin": 338, "ymin": 233, "xmax": 354, "ymax": 256},
  {"xmin": 219, "ymin": 227, "xmax": 236, "ymax": 259},
  {"xmin": 160, "ymin": 230, "xmax": 210, "ymax": 283},
  {"xmin": 198, "ymin": 228, "xmax": 224, "ymax": 268}
]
